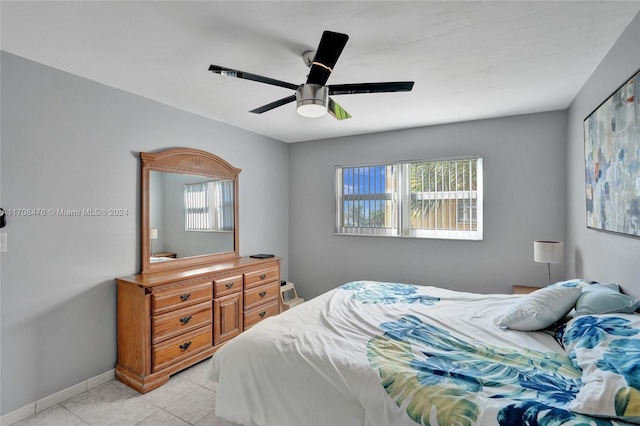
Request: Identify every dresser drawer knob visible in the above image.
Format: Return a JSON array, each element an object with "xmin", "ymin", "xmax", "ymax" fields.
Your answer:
[
  {"xmin": 225, "ymin": 282, "xmax": 234, "ymax": 289},
  {"xmin": 259, "ymin": 291, "xmax": 267, "ymax": 298},
  {"xmin": 259, "ymin": 274, "xmax": 266, "ymax": 280},
  {"xmin": 179, "ymin": 315, "xmax": 192, "ymax": 325},
  {"xmin": 259, "ymin": 311, "xmax": 266, "ymax": 318},
  {"xmin": 179, "ymin": 341, "xmax": 192, "ymax": 351},
  {"xmin": 180, "ymin": 293, "xmax": 191, "ymax": 301}
]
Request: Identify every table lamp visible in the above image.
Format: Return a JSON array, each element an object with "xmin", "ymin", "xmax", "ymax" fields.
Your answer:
[
  {"xmin": 150, "ymin": 228, "xmax": 158, "ymax": 254},
  {"xmin": 534, "ymin": 240, "xmax": 563, "ymax": 285}
]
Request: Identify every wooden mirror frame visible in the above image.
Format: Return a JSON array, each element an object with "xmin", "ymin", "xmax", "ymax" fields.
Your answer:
[{"xmin": 140, "ymin": 148, "xmax": 241, "ymax": 273}]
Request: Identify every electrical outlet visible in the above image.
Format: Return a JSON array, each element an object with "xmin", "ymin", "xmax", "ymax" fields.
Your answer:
[{"xmin": 0, "ymin": 233, "xmax": 7, "ymax": 253}]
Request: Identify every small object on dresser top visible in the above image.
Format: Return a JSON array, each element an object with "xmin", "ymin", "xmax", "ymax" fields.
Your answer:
[
  {"xmin": 152, "ymin": 252, "xmax": 177, "ymax": 258},
  {"xmin": 250, "ymin": 253, "xmax": 275, "ymax": 259}
]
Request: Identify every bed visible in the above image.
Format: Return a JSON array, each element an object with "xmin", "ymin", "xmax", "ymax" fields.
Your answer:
[{"xmin": 206, "ymin": 280, "xmax": 640, "ymax": 426}]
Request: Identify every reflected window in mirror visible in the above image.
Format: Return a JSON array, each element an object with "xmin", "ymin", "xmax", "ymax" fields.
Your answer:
[
  {"xmin": 184, "ymin": 180, "xmax": 234, "ymax": 232},
  {"xmin": 149, "ymin": 172, "xmax": 234, "ymax": 262}
]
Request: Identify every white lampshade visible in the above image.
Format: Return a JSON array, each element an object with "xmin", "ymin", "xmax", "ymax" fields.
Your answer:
[
  {"xmin": 149, "ymin": 228, "xmax": 158, "ymax": 240},
  {"xmin": 534, "ymin": 240, "xmax": 563, "ymax": 264}
]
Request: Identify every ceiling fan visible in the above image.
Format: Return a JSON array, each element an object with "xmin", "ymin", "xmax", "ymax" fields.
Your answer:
[{"xmin": 208, "ymin": 30, "xmax": 414, "ymax": 120}]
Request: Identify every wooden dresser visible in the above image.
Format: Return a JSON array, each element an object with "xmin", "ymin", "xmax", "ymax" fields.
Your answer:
[{"xmin": 116, "ymin": 256, "xmax": 280, "ymax": 393}]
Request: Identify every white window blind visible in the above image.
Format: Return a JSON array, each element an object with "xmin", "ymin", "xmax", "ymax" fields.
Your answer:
[
  {"xmin": 335, "ymin": 157, "xmax": 482, "ymax": 240},
  {"xmin": 184, "ymin": 180, "xmax": 234, "ymax": 232}
]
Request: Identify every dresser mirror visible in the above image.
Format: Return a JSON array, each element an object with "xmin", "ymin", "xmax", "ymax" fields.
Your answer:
[{"xmin": 141, "ymin": 148, "xmax": 241, "ymax": 273}]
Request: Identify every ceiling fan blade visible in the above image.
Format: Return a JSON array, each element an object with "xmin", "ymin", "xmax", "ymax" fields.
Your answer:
[
  {"xmin": 209, "ymin": 65, "xmax": 298, "ymax": 91},
  {"xmin": 306, "ymin": 31, "xmax": 349, "ymax": 86},
  {"xmin": 249, "ymin": 94, "xmax": 297, "ymax": 114},
  {"xmin": 328, "ymin": 98, "xmax": 352, "ymax": 120},
  {"xmin": 329, "ymin": 82, "xmax": 414, "ymax": 96}
]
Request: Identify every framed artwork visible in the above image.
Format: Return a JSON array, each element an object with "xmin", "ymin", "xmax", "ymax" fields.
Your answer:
[{"xmin": 584, "ymin": 68, "xmax": 640, "ymax": 237}]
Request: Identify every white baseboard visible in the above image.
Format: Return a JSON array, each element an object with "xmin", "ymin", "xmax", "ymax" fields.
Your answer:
[{"xmin": 1, "ymin": 369, "xmax": 115, "ymax": 426}]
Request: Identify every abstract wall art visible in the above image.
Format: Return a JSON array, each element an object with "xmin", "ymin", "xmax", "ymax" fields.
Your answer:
[{"xmin": 584, "ymin": 68, "xmax": 640, "ymax": 238}]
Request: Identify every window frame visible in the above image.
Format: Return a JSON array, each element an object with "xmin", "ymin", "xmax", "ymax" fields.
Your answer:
[
  {"xmin": 335, "ymin": 156, "xmax": 483, "ymax": 241},
  {"xmin": 334, "ymin": 165, "xmax": 398, "ymax": 236}
]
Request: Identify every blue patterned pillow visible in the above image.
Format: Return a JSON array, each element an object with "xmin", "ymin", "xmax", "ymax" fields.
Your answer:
[
  {"xmin": 563, "ymin": 313, "xmax": 640, "ymax": 422},
  {"xmin": 547, "ymin": 279, "xmax": 594, "ymax": 289}
]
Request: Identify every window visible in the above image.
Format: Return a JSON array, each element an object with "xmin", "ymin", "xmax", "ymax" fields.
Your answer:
[
  {"xmin": 335, "ymin": 165, "xmax": 398, "ymax": 236},
  {"xmin": 184, "ymin": 180, "xmax": 234, "ymax": 231},
  {"xmin": 335, "ymin": 157, "xmax": 482, "ymax": 240}
]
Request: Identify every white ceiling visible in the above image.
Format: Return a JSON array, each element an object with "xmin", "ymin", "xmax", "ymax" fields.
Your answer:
[{"xmin": 2, "ymin": 1, "xmax": 639, "ymax": 143}]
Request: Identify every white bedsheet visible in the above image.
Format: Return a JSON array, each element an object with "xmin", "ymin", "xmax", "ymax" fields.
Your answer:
[{"xmin": 206, "ymin": 281, "xmax": 629, "ymax": 426}]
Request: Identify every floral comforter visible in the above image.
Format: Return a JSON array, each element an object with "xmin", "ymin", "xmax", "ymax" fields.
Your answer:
[{"xmin": 207, "ymin": 281, "xmax": 639, "ymax": 426}]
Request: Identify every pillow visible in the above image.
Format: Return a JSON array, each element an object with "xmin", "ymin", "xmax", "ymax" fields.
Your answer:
[
  {"xmin": 547, "ymin": 279, "xmax": 594, "ymax": 289},
  {"xmin": 583, "ymin": 282, "xmax": 620, "ymax": 291},
  {"xmin": 496, "ymin": 284, "xmax": 582, "ymax": 331},
  {"xmin": 563, "ymin": 313, "xmax": 640, "ymax": 422},
  {"xmin": 575, "ymin": 284, "xmax": 640, "ymax": 316}
]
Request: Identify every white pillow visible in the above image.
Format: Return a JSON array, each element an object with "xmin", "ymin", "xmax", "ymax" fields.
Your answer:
[
  {"xmin": 562, "ymin": 313, "xmax": 640, "ymax": 423},
  {"xmin": 496, "ymin": 285, "xmax": 582, "ymax": 331}
]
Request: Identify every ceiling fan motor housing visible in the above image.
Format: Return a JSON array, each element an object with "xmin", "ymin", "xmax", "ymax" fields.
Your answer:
[{"xmin": 296, "ymin": 84, "xmax": 328, "ymax": 117}]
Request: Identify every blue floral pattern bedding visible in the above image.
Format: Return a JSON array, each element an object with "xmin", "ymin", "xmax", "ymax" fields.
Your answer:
[
  {"xmin": 208, "ymin": 281, "xmax": 640, "ymax": 426},
  {"xmin": 562, "ymin": 315, "xmax": 640, "ymax": 423}
]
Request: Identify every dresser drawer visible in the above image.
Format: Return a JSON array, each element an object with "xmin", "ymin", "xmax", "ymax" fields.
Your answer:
[
  {"xmin": 152, "ymin": 325, "xmax": 212, "ymax": 372},
  {"xmin": 243, "ymin": 299, "xmax": 279, "ymax": 329},
  {"xmin": 244, "ymin": 267, "xmax": 279, "ymax": 289},
  {"xmin": 151, "ymin": 301, "xmax": 212, "ymax": 344},
  {"xmin": 213, "ymin": 275, "xmax": 243, "ymax": 297},
  {"xmin": 244, "ymin": 281, "xmax": 279, "ymax": 310},
  {"xmin": 151, "ymin": 281, "xmax": 212, "ymax": 315}
]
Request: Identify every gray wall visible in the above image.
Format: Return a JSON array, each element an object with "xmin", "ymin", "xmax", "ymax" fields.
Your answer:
[
  {"xmin": 566, "ymin": 13, "xmax": 640, "ymax": 299},
  {"xmin": 289, "ymin": 111, "xmax": 568, "ymax": 299},
  {"xmin": 0, "ymin": 52, "xmax": 289, "ymax": 415}
]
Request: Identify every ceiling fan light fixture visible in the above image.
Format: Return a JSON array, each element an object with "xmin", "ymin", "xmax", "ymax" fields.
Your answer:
[{"xmin": 296, "ymin": 84, "xmax": 328, "ymax": 118}]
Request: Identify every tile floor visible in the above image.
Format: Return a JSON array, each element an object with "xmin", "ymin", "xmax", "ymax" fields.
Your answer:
[{"xmin": 10, "ymin": 358, "xmax": 240, "ymax": 426}]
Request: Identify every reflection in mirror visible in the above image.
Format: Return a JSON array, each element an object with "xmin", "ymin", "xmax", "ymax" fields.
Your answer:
[
  {"xmin": 149, "ymin": 171, "xmax": 235, "ymax": 263},
  {"xmin": 141, "ymin": 148, "xmax": 241, "ymax": 273}
]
